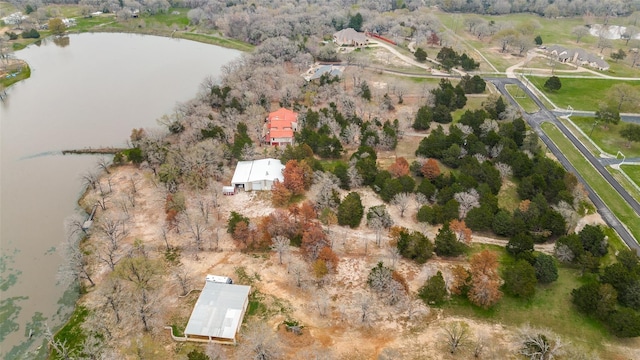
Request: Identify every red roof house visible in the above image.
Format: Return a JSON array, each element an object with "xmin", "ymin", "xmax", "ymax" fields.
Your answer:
[{"xmin": 265, "ymin": 108, "xmax": 298, "ymax": 146}]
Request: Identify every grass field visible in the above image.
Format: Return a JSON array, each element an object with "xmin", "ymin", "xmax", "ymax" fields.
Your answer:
[
  {"xmin": 568, "ymin": 116, "xmax": 640, "ymax": 157},
  {"xmin": 451, "ymin": 96, "xmax": 487, "ymax": 122},
  {"xmin": 443, "ymin": 245, "xmax": 613, "ymax": 355},
  {"xmin": 506, "ymin": 84, "xmax": 539, "ymax": 113},
  {"xmin": 527, "ymin": 77, "xmax": 640, "ymax": 111},
  {"xmin": 541, "ymin": 122, "xmax": 640, "ymax": 242}
]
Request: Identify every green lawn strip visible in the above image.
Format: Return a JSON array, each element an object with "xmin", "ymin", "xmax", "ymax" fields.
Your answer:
[
  {"xmin": 568, "ymin": 116, "xmax": 640, "ymax": 158},
  {"xmin": 557, "ymin": 117, "xmax": 602, "ymax": 156},
  {"xmin": 526, "ymin": 77, "xmax": 640, "ymax": 111},
  {"xmin": 505, "ymin": 84, "xmax": 539, "ymax": 113},
  {"xmin": 607, "ymin": 166, "xmax": 640, "ymax": 204},
  {"xmin": 443, "ymin": 246, "xmax": 612, "ymax": 354},
  {"xmin": 541, "ymin": 122, "xmax": 640, "ymax": 242},
  {"xmin": 621, "ymin": 165, "xmax": 640, "ymax": 188},
  {"xmin": 51, "ymin": 305, "xmax": 88, "ymax": 360}
]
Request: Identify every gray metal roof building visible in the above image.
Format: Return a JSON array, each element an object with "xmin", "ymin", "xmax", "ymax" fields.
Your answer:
[{"xmin": 184, "ymin": 281, "xmax": 251, "ymax": 344}]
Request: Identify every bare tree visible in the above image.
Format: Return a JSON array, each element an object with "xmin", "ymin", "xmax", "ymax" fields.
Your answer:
[
  {"xmin": 515, "ymin": 324, "xmax": 565, "ymax": 360},
  {"xmin": 205, "ymin": 342, "xmax": 227, "ymax": 360},
  {"xmin": 58, "ymin": 233, "xmax": 95, "ymax": 287},
  {"xmin": 314, "ymin": 171, "xmax": 340, "ymax": 210},
  {"xmin": 474, "ymin": 329, "xmax": 488, "ymax": 358},
  {"xmin": 443, "ymin": 321, "xmax": 469, "ymax": 354},
  {"xmin": 356, "ymin": 293, "xmax": 373, "ymax": 324},
  {"xmin": 237, "ymin": 321, "xmax": 282, "ymax": 360},
  {"xmin": 392, "ymin": 192, "xmax": 412, "ymax": 218},
  {"xmin": 388, "ymin": 246, "xmax": 401, "ymax": 268},
  {"xmin": 178, "ymin": 210, "xmax": 210, "ymax": 257},
  {"xmin": 454, "ymin": 189, "xmax": 480, "ymax": 219},
  {"xmin": 367, "ymin": 205, "xmax": 393, "ymax": 247},
  {"xmin": 44, "ymin": 323, "xmax": 75, "ymax": 360},
  {"xmin": 571, "ymin": 26, "xmax": 589, "ymax": 43},
  {"xmin": 99, "ymin": 276, "xmax": 125, "ymax": 325},
  {"xmin": 81, "ymin": 170, "xmax": 100, "ymax": 191},
  {"xmin": 172, "ymin": 265, "xmax": 192, "ymax": 296},
  {"xmin": 314, "ymin": 289, "xmax": 330, "ymax": 317},
  {"xmin": 289, "ymin": 260, "xmax": 306, "ymax": 288},
  {"xmin": 97, "ymin": 157, "xmax": 111, "ymax": 175},
  {"xmin": 270, "ymin": 236, "xmax": 290, "ymax": 265},
  {"xmin": 495, "ymin": 162, "xmax": 513, "ymax": 179}
]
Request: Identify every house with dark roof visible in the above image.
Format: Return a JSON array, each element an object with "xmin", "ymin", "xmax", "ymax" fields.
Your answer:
[
  {"xmin": 304, "ymin": 64, "xmax": 344, "ymax": 81},
  {"xmin": 264, "ymin": 108, "xmax": 298, "ymax": 146},
  {"xmin": 333, "ymin": 28, "xmax": 369, "ymax": 47},
  {"xmin": 547, "ymin": 45, "xmax": 610, "ymax": 71}
]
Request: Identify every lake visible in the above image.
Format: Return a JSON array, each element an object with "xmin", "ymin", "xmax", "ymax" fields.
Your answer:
[{"xmin": 0, "ymin": 32, "xmax": 240, "ymax": 358}]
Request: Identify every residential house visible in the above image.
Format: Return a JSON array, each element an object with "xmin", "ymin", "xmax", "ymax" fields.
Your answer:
[
  {"xmin": 333, "ymin": 28, "xmax": 369, "ymax": 47},
  {"xmin": 547, "ymin": 45, "xmax": 610, "ymax": 71},
  {"xmin": 304, "ymin": 64, "xmax": 344, "ymax": 81},
  {"xmin": 264, "ymin": 108, "xmax": 298, "ymax": 146}
]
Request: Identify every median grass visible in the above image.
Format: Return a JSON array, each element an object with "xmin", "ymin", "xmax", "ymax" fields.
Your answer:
[
  {"xmin": 541, "ymin": 122, "xmax": 640, "ymax": 242},
  {"xmin": 527, "ymin": 77, "xmax": 640, "ymax": 111},
  {"xmin": 506, "ymin": 84, "xmax": 539, "ymax": 113},
  {"xmin": 607, "ymin": 167, "xmax": 640, "ymax": 203}
]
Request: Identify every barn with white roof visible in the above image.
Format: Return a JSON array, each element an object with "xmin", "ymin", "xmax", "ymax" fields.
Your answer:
[{"xmin": 230, "ymin": 158, "xmax": 285, "ymax": 191}]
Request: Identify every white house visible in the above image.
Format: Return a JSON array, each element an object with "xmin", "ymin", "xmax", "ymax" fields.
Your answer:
[{"xmin": 231, "ymin": 158, "xmax": 285, "ymax": 191}]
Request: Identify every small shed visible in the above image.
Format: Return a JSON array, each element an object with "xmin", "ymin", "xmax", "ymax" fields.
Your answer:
[
  {"xmin": 222, "ymin": 186, "xmax": 236, "ymax": 195},
  {"xmin": 184, "ymin": 281, "xmax": 251, "ymax": 344},
  {"xmin": 231, "ymin": 158, "xmax": 285, "ymax": 191}
]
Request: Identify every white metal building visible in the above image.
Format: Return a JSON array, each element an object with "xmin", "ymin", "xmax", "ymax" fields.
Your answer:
[
  {"xmin": 230, "ymin": 158, "xmax": 285, "ymax": 191},
  {"xmin": 183, "ymin": 281, "xmax": 251, "ymax": 344}
]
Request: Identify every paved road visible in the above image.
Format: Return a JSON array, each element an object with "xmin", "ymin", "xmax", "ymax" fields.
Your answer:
[{"xmin": 488, "ymin": 78, "xmax": 640, "ymax": 254}]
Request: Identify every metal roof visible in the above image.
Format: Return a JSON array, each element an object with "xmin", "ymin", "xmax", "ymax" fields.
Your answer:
[
  {"xmin": 231, "ymin": 158, "xmax": 285, "ymax": 185},
  {"xmin": 184, "ymin": 282, "xmax": 251, "ymax": 340}
]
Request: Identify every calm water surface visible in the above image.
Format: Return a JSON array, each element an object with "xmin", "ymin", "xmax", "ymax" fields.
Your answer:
[{"xmin": 0, "ymin": 33, "xmax": 240, "ymax": 358}]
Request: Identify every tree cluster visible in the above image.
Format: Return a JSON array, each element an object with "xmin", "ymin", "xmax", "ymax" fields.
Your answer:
[
  {"xmin": 414, "ymin": 104, "xmax": 571, "ymax": 242},
  {"xmin": 571, "ymin": 249, "xmax": 640, "ymax": 337},
  {"xmin": 436, "ymin": 47, "xmax": 480, "ymax": 71}
]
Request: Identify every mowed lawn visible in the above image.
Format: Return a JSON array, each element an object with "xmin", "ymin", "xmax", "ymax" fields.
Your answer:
[
  {"xmin": 527, "ymin": 77, "xmax": 640, "ymax": 111},
  {"xmin": 569, "ymin": 116, "xmax": 640, "ymax": 158},
  {"xmin": 541, "ymin": 122, "xmax": 640, "ymax": 242}
]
